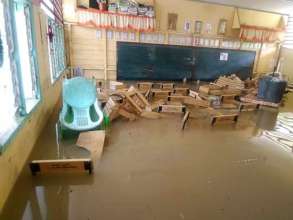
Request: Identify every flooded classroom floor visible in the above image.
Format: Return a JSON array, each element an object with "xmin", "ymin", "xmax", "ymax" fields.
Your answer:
[{"xmin": 2, "ymin": 94, "xmax": 293, "ymax": 220}]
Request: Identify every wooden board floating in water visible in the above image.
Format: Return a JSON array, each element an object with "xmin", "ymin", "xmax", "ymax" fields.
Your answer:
[{"xmin": 30, "ymin": 159, "xmax": 93, "ymax": 175}]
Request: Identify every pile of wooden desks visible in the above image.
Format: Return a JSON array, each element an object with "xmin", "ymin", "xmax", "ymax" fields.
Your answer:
[{"xmin": 99, "ymin": 75, "xmax": 285, "ymax": 128}]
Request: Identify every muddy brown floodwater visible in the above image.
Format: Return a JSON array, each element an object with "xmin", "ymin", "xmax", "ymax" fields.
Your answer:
[{"xmin": 2, "ymin": 93, "xmax": 293, "ymax": 220}]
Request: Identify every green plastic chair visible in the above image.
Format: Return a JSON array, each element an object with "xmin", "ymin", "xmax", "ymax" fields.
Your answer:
[{"xmin": 60, "ymin": 77, "xmax": 103, "ymax": 131}]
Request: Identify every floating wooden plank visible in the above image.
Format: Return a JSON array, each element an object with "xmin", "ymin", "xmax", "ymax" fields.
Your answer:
[
  {"xmin": 158, "ymin": 104, "xmax": 186, "ymax": 113},
  {"xmin": 30, "ymin": 159, "xmax": 93, "ymax": 175}
]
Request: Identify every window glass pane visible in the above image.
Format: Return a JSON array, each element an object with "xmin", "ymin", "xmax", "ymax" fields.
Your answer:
[
  {"xmin": 15, "ymin": 3, "xmax": 33, "ymax": 100},
  {"xmin": 14, "ymin": 1, "xmax": 39, "ymax": 113},
  {"xmin": 0, "ymin": 1, "xmax": 16, "ymax": 137},
  {"xmin": 47, "ymin": 18, "xmax": 66, "ymax": 82},
  {"xmin": 41, "ymin": 0, "xmax": 54, "ymax": 20}
]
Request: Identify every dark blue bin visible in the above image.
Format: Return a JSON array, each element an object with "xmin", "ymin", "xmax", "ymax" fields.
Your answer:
[
  {"xmin": 258, "ymin": 76, "xmax": 271, "ymax": 100},
  {"xmin": 258, "ymin": 76, "xmax": 287, "ymax": 104}
]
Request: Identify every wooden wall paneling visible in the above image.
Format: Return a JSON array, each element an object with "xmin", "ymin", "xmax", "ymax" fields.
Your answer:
[
  {"xmin": 103, "ymin": 29, "xmax": 108, "ymax": 80},
  {"xmin": 70, "ymin": 25, "xmax": 106, "ymax": 77},
  {"xmin": 68, "ymin": 24, "xmax": 277, "ymax": 80}
]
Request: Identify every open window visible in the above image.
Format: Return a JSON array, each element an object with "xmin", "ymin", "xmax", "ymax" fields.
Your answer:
[{"xmin": 0, "ymin": 0, "xmax": 40, "ymax": 147}]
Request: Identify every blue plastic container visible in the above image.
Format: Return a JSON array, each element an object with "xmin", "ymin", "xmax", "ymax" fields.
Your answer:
[{"xmin": 258, "ymin": 76, "xmax": 287, "ymax": 104}]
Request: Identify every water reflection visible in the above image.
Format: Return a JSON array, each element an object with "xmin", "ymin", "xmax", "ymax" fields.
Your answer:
[{"xmin": 262, "ymin": 112, "xmax": 293, "ymax": 152}]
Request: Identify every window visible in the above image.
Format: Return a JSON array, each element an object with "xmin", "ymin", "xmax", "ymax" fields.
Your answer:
[
  {"xmin": 47, "ymin": 18, "xmax": 66, "ymax": 82},
  {"xmin": 0, "ymin": 0, "xmax": 40, "ymax": 147},
  {"xmin": 0, "ymin": 1, "xmax": 16, "ymax": 139},
  {"xmin": 14, "ymin": 1, "xmax": 40, "ymax": 112},
  {"xmin": 40, "ymin": 0, "xmax": 66, "ymax": 82},
  {"xmin": 284, "ymin": 16, "xmax": 293, "ymax": 49}
]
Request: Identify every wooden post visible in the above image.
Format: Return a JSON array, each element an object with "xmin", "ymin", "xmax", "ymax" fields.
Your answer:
[{"xmin": 104, "ymin": 29, "xmax": 108, "ymax": 81}]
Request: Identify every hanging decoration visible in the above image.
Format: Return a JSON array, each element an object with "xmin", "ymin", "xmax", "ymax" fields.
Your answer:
[
  {"xmin": 76, "ymin": 8, "xmax": 156, "ymax": 32},
  {"xmin": 47, "ymin": 23, "xmax": 54, "ymax": 43},
  {"xmin": 239, "ymin": 25, "xmax": 284, "ymax": 43}
]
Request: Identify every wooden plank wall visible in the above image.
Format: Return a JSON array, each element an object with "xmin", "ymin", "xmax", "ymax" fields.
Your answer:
[{"xmin": 67, "ymin": 24, "xmax": 279, "ymax": 80}]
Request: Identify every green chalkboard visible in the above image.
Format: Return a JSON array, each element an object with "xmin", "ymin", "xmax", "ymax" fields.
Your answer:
[{"xmin": 117, "ymin": 42, "xmax": 256, "ymax": 81}]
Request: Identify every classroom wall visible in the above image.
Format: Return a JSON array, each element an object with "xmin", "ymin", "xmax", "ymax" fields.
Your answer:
[
  {"xmin": 281, "ymin": 47, "xmax": 293, "ymax": 82},
  {"xmin": 0, "ymin": 6, "xmax": 66, "ymax": 211},
  {"xmin": 66, "ymin": 0, "xmax": 283, "ymax": 79}
]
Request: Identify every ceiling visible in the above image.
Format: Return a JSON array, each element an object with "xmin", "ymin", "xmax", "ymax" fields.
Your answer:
[{"xmin": 193, "ymin": 0, "xmax": 293, "ymax": 15}]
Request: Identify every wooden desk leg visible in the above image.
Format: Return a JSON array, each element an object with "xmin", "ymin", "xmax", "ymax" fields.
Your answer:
[{"xmin": 211, "ymin": 117, "xmax": 217, "ymax": 126}]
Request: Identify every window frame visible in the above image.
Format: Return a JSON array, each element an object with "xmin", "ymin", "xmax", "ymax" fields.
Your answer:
[
  {"xmin": 0, "ymin": 0, "xmax": 41, "ymax": 152},
  {"xmin": 13, "ymin": 0, "xmax": 41, "ymax": 114},
  {"xmin": 47, "ymin": 17, "xmax": 66, "ymax": 83}
]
